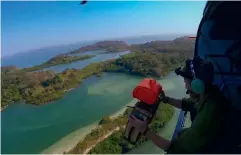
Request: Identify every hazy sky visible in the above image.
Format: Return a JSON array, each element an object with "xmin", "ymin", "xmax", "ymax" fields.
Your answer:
[{"xmin": 2, "ymin": 1, "xmax": 206, "ymax": 56}]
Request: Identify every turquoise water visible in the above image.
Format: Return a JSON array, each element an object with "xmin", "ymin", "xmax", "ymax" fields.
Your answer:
[
  {"xmin": 2, "ymin": 50, "xmax": 132, "ymax": 154},
  {"xmin": 1, "ymin": 73, "xmax": 143, "ymax": 154},
  {"xmin": 1, "ymin": 71, "xmax": 186, "ymax": 154},
  {"xmin": 1, "ymin": 46, "xmax": 186, "ymax": 154}
]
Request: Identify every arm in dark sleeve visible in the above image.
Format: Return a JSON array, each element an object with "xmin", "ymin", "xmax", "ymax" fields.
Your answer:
[
  {"xmin": 181, "ymin": 98, "xmax": 196, "ymax": 112},
  {"xmin": 165, "ymin": 102, "xmax": 219, "ymax": 154}
]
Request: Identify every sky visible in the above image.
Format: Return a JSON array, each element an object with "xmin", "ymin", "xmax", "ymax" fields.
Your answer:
[{"xmin": 1, "ymin": 1, "xmax": 206, "ymax": 57}]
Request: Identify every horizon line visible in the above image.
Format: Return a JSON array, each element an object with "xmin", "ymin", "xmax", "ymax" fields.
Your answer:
[{"xmin": 2, "ymin": 33, "xmax": 195, "ymax": 58}]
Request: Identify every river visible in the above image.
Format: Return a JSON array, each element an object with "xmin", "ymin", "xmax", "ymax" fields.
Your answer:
[
  {"xmin": 1, "ymin": 50, "xmax": 187, "ymax": 154},
  {"xmin": 42, "ymin": 50, "xmax": 130, "ymax": 73}
]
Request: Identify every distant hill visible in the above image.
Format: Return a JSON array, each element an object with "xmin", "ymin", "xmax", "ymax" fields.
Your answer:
[
  {"xmin": 68, "ymin": 41, "xmax": 129, "ymax": 54},
  {"xmin": 120, "ymin": 34, "xmax": 191, "ymax": 44},
  {"xmin": 68, "ymin": 36, "xmax": 195, "ymax": 56},
  {"xmin": 100, "ymin": 37, "xmax": 196, "ymax": 77},
  {"xmin": 2, "ymin": 35, "xmax": 193, "ymax": 68},
  {"xmin": 129, "ymin": 36, "xmax": 195, "ymax": 55}
]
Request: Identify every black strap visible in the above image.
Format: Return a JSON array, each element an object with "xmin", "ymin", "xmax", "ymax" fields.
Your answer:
[{"xmin": 143, "ymin": 127, "xmax": 149, "ymax": 136}]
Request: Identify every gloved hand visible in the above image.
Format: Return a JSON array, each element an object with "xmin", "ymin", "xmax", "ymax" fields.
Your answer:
[
  {"xmin": 159, "ymin": 90, "xmax": 170, "ymax": 103},
  {"xmin": 128, "ymin": 113, "xmax": 149, "ymax": 135}
]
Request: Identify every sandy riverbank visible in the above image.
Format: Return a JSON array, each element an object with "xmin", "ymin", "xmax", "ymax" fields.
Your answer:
[
  {"xmin": 41, "ymin": 98, "xmax": 137, "ymax": 154},
  {"xmin": 41, "ymin": 122, "xmax": 99, "ymax": 154},
  {"xmin": 110, "ymin": 98, "xmax": 137, "ymax": 118},
  {"xmin": 1, "ymin": 105, "xmax": 8, "ymax": 112},
  {"xmin": 83, "ymin": 127, "xmax": 120, "ymax": 154},
  {"xmin": 64, "ymin": 88, "xmax": 74, "ymax": 92}
]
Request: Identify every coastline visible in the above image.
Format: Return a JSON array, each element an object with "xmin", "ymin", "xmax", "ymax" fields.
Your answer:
[
  {"xmin": 1, "ymin": 69, "xmax": 98, "ymax": 112},
  {"xmin": 110, "ymin": 98, "xmax": 137, "ymax": 118},
  {"xmin": 83, "ymin": 127, "xmax": 121, "ymax": 154},
  {"xmin": 64, "ymin": 88, "xmax": 74, "ymax": 92},
  {"xmin": 1, "ymin": 105, "xmax": 8, "ymax": 112},
  {"xmin": 41, "ymin": 98, "xmax": 137, "ymax": 154},
  {"xmin": 41, "ymin": 121, "xmax": 99, "ymax": 154},
  {"xmin": 23, "ymin": 55, "xmax": 95, "ymax": 72},
  {"xmin": 1, "ymin": 88, "xmax": 75, "ymax": 112},
  {"xmin": 2, "ymin": 53, "xmax": 173, "ymax": 113}
]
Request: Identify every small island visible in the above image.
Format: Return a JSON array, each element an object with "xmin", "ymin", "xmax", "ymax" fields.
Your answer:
[
  {"xmin": 22, "ymin": 54, "xmax": 95, "ymax": 72},
  {"xmin": 68, "ymin": 41, "xmax": 130, "ymax": 54}
]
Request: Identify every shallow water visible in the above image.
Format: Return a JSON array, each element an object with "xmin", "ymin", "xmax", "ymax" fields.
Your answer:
[{"xmin": 1, "ymin": 73, "xmax": 142, "ymax": 154}]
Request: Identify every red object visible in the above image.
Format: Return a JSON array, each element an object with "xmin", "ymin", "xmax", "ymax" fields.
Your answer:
[{"xmin": 133, "ymin": 78, "xmax": 162, "ymax": 105}]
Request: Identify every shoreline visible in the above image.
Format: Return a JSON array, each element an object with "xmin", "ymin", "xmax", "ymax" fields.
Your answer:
[
  {"xmin": 41, "ymin": 122, "xmax": 99, "ymax": 154},
  {"xmin": 83, "ymin": 127, "xmax": 121, "ymax": 154},
  {"xmin": 110, "ymin": 98, "xmax": 137, "ymax": 119},
  {"xmin": 23, "ymin": 55, "xmax": 95, "ymax": 72},
  {"xmin": 41, "ymin": 98, "xmax": 137, "ymax": 154},
  {"xmin": 1, "ymin": 88, "xmax": 75, "ymax": 112},
  {"xmin": 1, "ymin": 68, "xmax": 169, "ymax": 113},
  {"xmin": 64, "ymin": 88, "xmax": 74, "ymax": 92},
  {"xmin": 2, "ymin": 62, "xmax": 103, "ymax": 111},
  {"xmin": 1, "ymin": 105, "xmax": 8, "ymax": 112}
]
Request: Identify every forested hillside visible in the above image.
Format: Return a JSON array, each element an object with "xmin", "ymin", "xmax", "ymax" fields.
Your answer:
[
  {"xmin": 68, "ymin": 41, "xmax": 129, "ymax": 54},
  {"xmin": 1, "ymin": 63, "xmax": 102, "ymax": 109}
]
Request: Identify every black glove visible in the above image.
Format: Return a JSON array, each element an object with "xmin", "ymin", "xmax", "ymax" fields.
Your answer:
[{"xmin": 159, "ymin": 91, "xmax": 170, "ymax": 103}]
